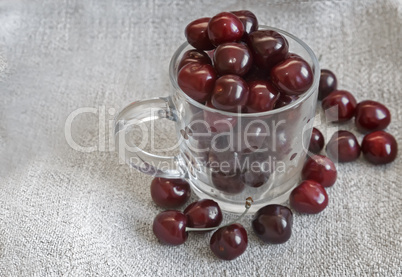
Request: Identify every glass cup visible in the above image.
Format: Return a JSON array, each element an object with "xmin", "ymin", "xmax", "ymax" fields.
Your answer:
[{"xmin": 115, "ymin": 26, "xmax": 320, "ymax": 213}]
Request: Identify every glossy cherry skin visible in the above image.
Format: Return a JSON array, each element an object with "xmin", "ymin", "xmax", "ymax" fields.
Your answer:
[
  {"xmin": 210, "ymin": 223, "xmax": 248, "ymax": 260},
  {"xmin": 153, "ymin": 210, "xmax": 188, "ymax": 245},
  {"xmin": 302, "ymin": 155, "xmax": 337, "ymax": 187},
  {"xmin": 274, "ymin": 94, "xmax": 298, "ymax": 109},
  {"xmin": 271, "ymin": 57, "xmax": 313, "ymax": 95},
  {"xmin": 252, "ymin": 204, "xmax": 293, "ymax": 244},
  {"xmin": 207, "ymin": 12, "xmax": 244, "ymax": 46},
  {"xmin": 309, "ymin": 127, "xmax": 325, "ymax": 154},
  {"xmin": 326, "ymin": 130, "xmax": 360, "ymax": 162},
  {"xmin": 178, "ymin": 49, "xmax": 212, "ymax": 70},
  {"xmin": 322, "ymin": 90, "xmax": 357, "ymax": 123},
  {"xmin": 150, "ymin": 178, "xmax": 191, "ymax": 208},
  {"xmin": 318, "ymin": 69, "xmax": 337, "ymax": 100},
  {"xmin": 361, "ymin": 131, "xmax": 398, "ymax": 165},
  {"xmin": 355, "ymin": 100, "xmax": 391, "ymax": 132},
  {"xmin": 240, "ymin": 163, "xmax": 271, "ymax": 188},
  {"xmin": 211, "ymin": 170, "xmax": 245, "ymax": 194},
  {"xmin": 177, "ymin": 62, "xmax": 217, "ymax": 103},
  {"xmin": 289, "ymin": 180, "xmax": 328, "ymax": 214},
  {"xmin": 211, "ymin": 75, "xmax": 249, "ymax": 113},
  {"xmin": 213, "ymin": 42, "xmax": 253, "ymax": 76},
  {"xmin": 231, "ymin": 10, "xmax": 258, "ymax": 35},
  {"xmin": 247, "ymin": 30, "xmax": 289, "ymax": 70},
  {"xmin": 245, "ymin": 80, "xmax": 280, "ymax": 113},
  {"xmin": 203, "ymin": 100, "xmax": 238, "ymax": 133},
  {"xmin": 185, "ymin": 17, "xmax": 215, "ymax": 50},
  {"xmin": 184, "ymin": 199, "xmax": 223, "ymax": 229}
]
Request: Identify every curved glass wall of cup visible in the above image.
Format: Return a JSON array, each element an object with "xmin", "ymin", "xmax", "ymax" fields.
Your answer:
[{"xmin": 168, "ymin": 26, "xmax": 319, "ymax": 213}]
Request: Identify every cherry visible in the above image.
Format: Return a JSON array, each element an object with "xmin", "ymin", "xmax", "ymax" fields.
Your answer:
[
  {"xmin": 211, "ymin": 170, "xmax": 245, "ymax": 194},
  {"xmin": 178, "ymin": 49, "xmax": 212, "ymax": 70},
  {"xmin": 321, "ymin": 90, "xmax": 357, "ymax": 123},
  {"xmin": 231, "ymin": 10, "xmax": 258, "ymax": 35},
  {"xmin": 302, "ymin": 155, "xmax": 337, "ymax": 187},
  {"xmin": 252, "ymin": 204, "xmax": 293, "ymax": 244},
  {"xmin": 208, "ymin": 147, "xmax": 240, "ymax": 174},
  {"xmin": 289, "ymin": 180, "xmax": 328, "ymax": 214},
  {"xmin": 270, "ymin": 57, "xmax": 314, "ymax": 95},
  {"xmin": 245, "ymin": 80, "xmax": 280, "ymax": 113},
  {"xmin": 210, "ymin": 223, "xmax": 248, "ymax": 260},
  {"xmin": 211, "ymin": 75, "xmax": 249, "ymax": 113},
  {"xmin": 153, "ymin": 210, "xmax": 188, "ymax": 245},
  {"xmin": 203, "ymin": 99, "xmax": 238, "ymax": 133},
  {"xmin": 318, "ymin": 69, "xmax": 337, "ymax": 100},
  {"xmin": 308, "ymin": 127, "xmax": 325, "ymax": 154},
  {"xmin": 150, "ymin": 178, "xmax": 191, "ymax": 208},
  {"xmin": 213, "ymin": 42, "xmax": 253, "ymax": 76},
  {"xmin": 184, "ymin": 199, "xmax": 223, "ymax": 229},
  {"xmin": 274, "ymin": 93, "xmax": 298, "ymax": 109},
  {"xmin": 231, "ymin": 120, "xmax": 269, "ymax": 152},
  {"xmin": 236, "ymin": 151, "xmax": 272, "ymax": 188},
  {"xmin": 355, "ymin": 100, "xmax": 391, "ymax": 132},
  {"xmin": 207, "ymin": 12, "xmax": 244, "ymax": 46},
  {"xmin": 177, "ymin": 62, "xmax": 217, "ymax": 103},
  {"xmin": 185, "ymin": 17, "xmax": 215, "ymax": 50},
  {"xmin": 361, "ymin": 131, "xmax": 398, "ymax": 165},
  {"xmin": 326, "ymin": 130, "xmax": 360, "ymax": 162},
  {"xmin": 247, "ymin": 30, "xmax": 289, "ymax": 70}
]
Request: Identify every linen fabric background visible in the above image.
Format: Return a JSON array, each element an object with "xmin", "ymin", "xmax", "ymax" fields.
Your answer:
[{"xmin": 0, "ymin": 0, "xmax": 401, "ymax": 276}]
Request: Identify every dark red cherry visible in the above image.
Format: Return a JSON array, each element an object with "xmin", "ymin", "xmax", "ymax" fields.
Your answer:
[
  {"xmin": 252, "ymin": 204, "xmax": 293, "ymax": 244},
  {"xmin": 210, "ymin": 223, "xmax": 248, "ymax": 260},
  {"xmin": 287, "ymin": 52, "xmax": 303, "ymax": 60},
  {"xmin": 274, "ymin": 93, "xmax": 298, "ymax": 109},
  {"xmin": 208, "ymin": 146, "xmax": 240, "ymax": 174},
  {"xmin": 309, "ymin": 127, "xmax": 325, "ymax": 154},
  {"xmin": 203, "ymin": 100, "xmax": 238, "ymax": 133},
  {"xmin": 361, "ymin": 131, "xmax": 398, "ymax": 165},
  {"xmin": 150, "ymin": 178, "xmax": 191, "ymax": 208},
  {"xmin": 177, "ymin": 62, "xmax": 217, "ymax": 103},
  {"xmin": 321, "ymin": 90, "xmax": 357, "ymax": 123},
  {"xmin": 326, "ymin": 130, "xmax": 360, "ymax": 162},
  {"xmin": 153, "ymin": 210, "xmax": 188, "ymax": 245},
  {"xmin": 245, "ymin": 80, "xmax": 280, "ymax": 113},
  {"xmin": 302, "ymin": 155, "xmax": 337, "ymax": 187},
  {"xmin": 318, "ymin": 69, "xmax": 337, "ymax": 100},
  {"xmin": 289, "ymin": 180, "xmax": 328, "ymax": 214},
  {"xmin": 240, "ymin": 153, "xmax": 271, "ymax": 188},
  {"xmin": 178, "ymin": 49, "xmax": 212, "ymax": 70},
  {"xmin": 211, "ymin": 75, "xmax": 249, "ymax": 113},
  {"xmin": 232, "ymin": 119, "xmax": 269, "ymax": 151},
  {"xmin": 355, "ymin": 100, "xmax": 391, "ymax": 132},
  {"xmin": 184, "ymin": 199, "xmax": 223, "ymax": 229},
  {"xmin": 213, "ymin": 42, "xmax": 253, "ymax": 76},
  {"xmin": 231, "ymin": 10, "xmax": 258, "ymax": 34},
  {"xmin": 207, "ymin": 12, "xmax": 244, "ymax": 46},
  {"xmin": 270, "ymin": 57, "xmax": 313, "ymax": 95},
  {"xmin": 247, "ymin": 30, "xmax": 289, "ymax": 70},
  {"xmin": 185, "ymin": 17, "xmax": 215, "ymax": 50},
  {"xmin": 211, "ymin": 170, "xmax": 245, "ymax": 194}
]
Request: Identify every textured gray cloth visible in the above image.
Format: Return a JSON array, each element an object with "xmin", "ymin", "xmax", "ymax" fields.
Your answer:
[{"xmin": 0, "ymin": 0, "xmax": 401, "ymax": 276}]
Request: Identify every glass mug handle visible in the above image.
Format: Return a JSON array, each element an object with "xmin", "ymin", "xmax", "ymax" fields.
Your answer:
[{"xmin": 114, "ymin": 97, "xmax": 185, "ymax": 179}]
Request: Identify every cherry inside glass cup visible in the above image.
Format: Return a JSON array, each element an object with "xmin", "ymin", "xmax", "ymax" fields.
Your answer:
[{"xmin": 115, "ymin": 26, "xmax": 320, "ymax": 213}]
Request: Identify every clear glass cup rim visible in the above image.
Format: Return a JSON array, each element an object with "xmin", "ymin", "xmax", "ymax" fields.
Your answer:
[{"xmin": 169, "ymin": 25, "xmax": 320, "ymax": 118}]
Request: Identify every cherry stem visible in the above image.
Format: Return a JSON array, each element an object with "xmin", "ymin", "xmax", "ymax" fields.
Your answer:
[{"xmin": 185, "ymin": 197, "xmax": 253, "ymax": 232}]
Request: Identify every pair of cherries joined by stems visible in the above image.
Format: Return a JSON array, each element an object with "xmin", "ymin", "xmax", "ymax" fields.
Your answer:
[{"xmin": 151, "ymin": 177, "xmax": 294, "ymax": 260}]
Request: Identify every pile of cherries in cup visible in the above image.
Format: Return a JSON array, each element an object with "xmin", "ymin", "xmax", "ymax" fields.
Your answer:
[{"xmin": 149, "ymin": 11, "xmax": 398, "ymax": 261}]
